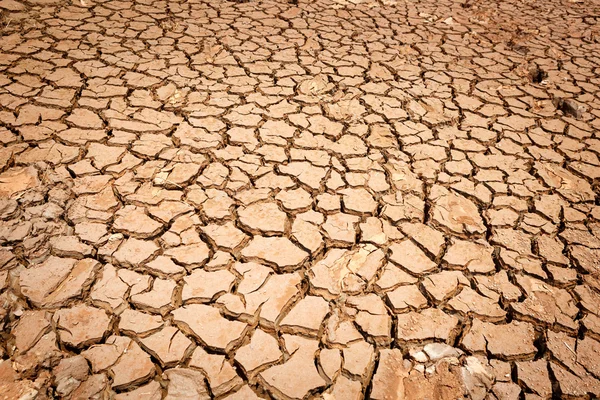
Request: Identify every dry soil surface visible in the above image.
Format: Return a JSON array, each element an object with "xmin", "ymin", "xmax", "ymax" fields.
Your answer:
[{"xmin": 0, "ymin": 0, "xmax": 600, "ymax": 398}]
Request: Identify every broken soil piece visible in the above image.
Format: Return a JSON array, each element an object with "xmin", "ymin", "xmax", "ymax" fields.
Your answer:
[
  {"xmin": 54, "ymin": 305, "xmax": 111, "ymax": 348},
  {"xmin": 0, "ymin": 166, "xmax": 40, "ymax": 198},
  {"xmin": 553, "ymin": 98, "xmax": 585, "ymax": 119},
  {"xmin": 528, "ymin": 64, "xmax": 547, "ymax": 84}
]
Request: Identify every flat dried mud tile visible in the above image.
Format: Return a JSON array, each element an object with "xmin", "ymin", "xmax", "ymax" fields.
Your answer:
[
  {"xmin": 13, "ymin": 330, "xmax": 62, "ymax": 374},
  {"xmin": 163, "ymin": 368, "xmax": 211, "ymax": 400},
  {"xmin": 447, "ymin": 287, "xmax": 506, "ymax": 322},
  {"xmin": 325, "ymin": 312, "xmax": 364, "ymax": 346},
  {"xmin": 172, "ymin": 304, "xmax": 248, "ymax": 352},
  {"xmin": 474, "ymin": 271, "xmax": 522, "ymax": 303},
  {"xmin": 81, "ymin": 336, "xmax": 128, "ymax": 374},
  {"xmin": 54, "ymin": 305, "xmax": 111, "ymax": 348},
  {"xmin": 422, "ymin": 270, "xmax": 470, "ymax": 303},
  {"xmin": 550, "ymin": 361, "xmax": 600, "ymax": 398},
  {"xmin": 279, "ymin": 295, "xmax": 330, "ymax": 336},
  {"xmin": 322, "ymin": 212, "xmax": 360, "ymax": 244},
  {"xmin": 339, "ymin": 187, "xmax": 378, "ymax": 215},
  {"xmin": 259, "ymin": 335, "xmax": 327, "ymax": 399},
  {"xmin": 429, "ymin": 185, "xmax": 486, "ymax": 236},
  {"xmin": 71, "ymin": 373, "xmax": 108, "ymax": 399},
  {"xmin": 144, "ymin": 255, "xmax": 186, "ymax": 277},
  {"xmin": 90, "ymin": 264, "xmax": 130, "ymax": 313},
  {"xmin": 19, "ymin": 256, "xmax": 98, "ymax": 308},
  {"xmin": 182, "ymin": 269, "xmax": 235, "ymax": 304},
  {"xmin": 389, "ymin": 240, "xmax": 437, "ymax": 276},
  {"xmin": 130, "ymin": 278, "xmax": 177, "ymax": 315},
  {"xmin": 534, "ymin": 162, "xmax": 596, "ymax": 203},
  {"xmin": 511, "ymin": 275, "xmax": 579, "ymax": 331},
  {"xmin": 461, "ymin": 319, "xmax": 537, "ymax": 360},
  {"xmin": 0, "ymin": 166, "xmax": 40, "ymax": 198},
  {"xmin": 222, "ymin": 385, "xmax": 262, "ymax": 400},
  {"xmin": 163, "ymin": 242, "xmax": 211, "ymax": 268},
  {"xmin": 113, "ymin": 380, "xmax": 162, "ymax": 400},
  {"xmin": 278, "ymin": 161, "xmax": 328, "ymax": 190},
  {"xmin": 49, "ymin": 235, "xmax": 94, "ymax": 259},
  {"xmin": 319, "ymin": 348, "xmax": 342, "ymax": 381},
  {"xmin": 276, "ymin": 188, "xmax": 313, "ymax": 211},
  {"xmin": 118, "ymin": 309, "xmax": 164, "ymax": 337},
  {"xmin": 234, "ymin": 329, "xmax": 282, "ymax": 377},
  {"xmin": 309, "ymin": 245, "xmax": 383, "ymax": 299},
  {"xmin": 113, "ymin": 205, "xmax": 163, "ymax": 239},
  {"xmin": 139, "ymin": 326, "xmax": 193, "ymax": 367},
  {"xmin": 387, "ymin": 284, "xmax": 429, "ymax": 313},
  {"xmin": 201, "ymin": 222, "xmax": 248, "ymax": 250},
  {"xmin": 189, "ymin": 346, "xmax": 243, "ymax": 397},
  {"xmin": 110, "ymin": 339, "xmax": 156, "ymax": 391},
  {"xmin": 323, "ymin": 375, "xmax": 363, "ymax": 400},
  {"xmin": 112, "ymin": 238, "xmax": 160, "ymax": 267},
  {"xmin": 347, "ymin": 294, "xmax": 392, "ymax": 344},
  {"xmin": 238, "ymin": 200, "xmax": 288, "ymax": 235},
  {"xmin": 516, "ymin": 359, "xmax": 552, "ymax": 398},
  {"xmin": 399, "ymin": 222, "xmax": 445, "ymax": 258},
  {"xmin": 241, "ymin": 236, "xmax": 308, "ymax": 270},
  {"xmin": 374, "ymin": 263, "xmax": 419, "ymax": 293},
  {"xmin": 232, "ymin": 269, "xmax": 302, "ymax": 325},
  {"xmin": 396, "ymin": 308, "xmax": 460, "ymax": 343},
  {"xmin": 342, "ymin": 339, "xmax": 375, "ymax": 379},
  {"xmin": 443, "ymin": 239, "xmax": 495, "ymax": 273},
  {"xmin": 11, "ymin": 310, "xmax": 52, "ymax": 354}
]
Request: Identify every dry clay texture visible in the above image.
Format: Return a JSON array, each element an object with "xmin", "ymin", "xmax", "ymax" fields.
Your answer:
[{"xmin": 0, "ymin": 0, "xmax": 600, "ymax": 398}]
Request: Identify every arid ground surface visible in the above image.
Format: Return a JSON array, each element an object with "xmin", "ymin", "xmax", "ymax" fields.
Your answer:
[{"xmin": 0, "ymin": 0, "xmax": 600, "ymax": 398}]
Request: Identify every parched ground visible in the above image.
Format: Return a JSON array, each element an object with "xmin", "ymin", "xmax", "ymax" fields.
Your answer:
[{"xmin": 0, "ymin": 0, "xmax": 600, "ymax": 398}]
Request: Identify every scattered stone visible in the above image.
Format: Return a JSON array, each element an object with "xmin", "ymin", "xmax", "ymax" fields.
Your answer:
[
  {"xmin": 553, "ymin": 98, "xmax": 585, "ymax": 119},
  {"xmin": 53, "ymin": 355, "xmax": 89, "ymax": 397}
]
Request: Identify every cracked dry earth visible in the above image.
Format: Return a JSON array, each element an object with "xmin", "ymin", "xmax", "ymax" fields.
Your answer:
[{"xmin": 1, "ymin": 0, "xmax": 600, "ymax": 399}]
